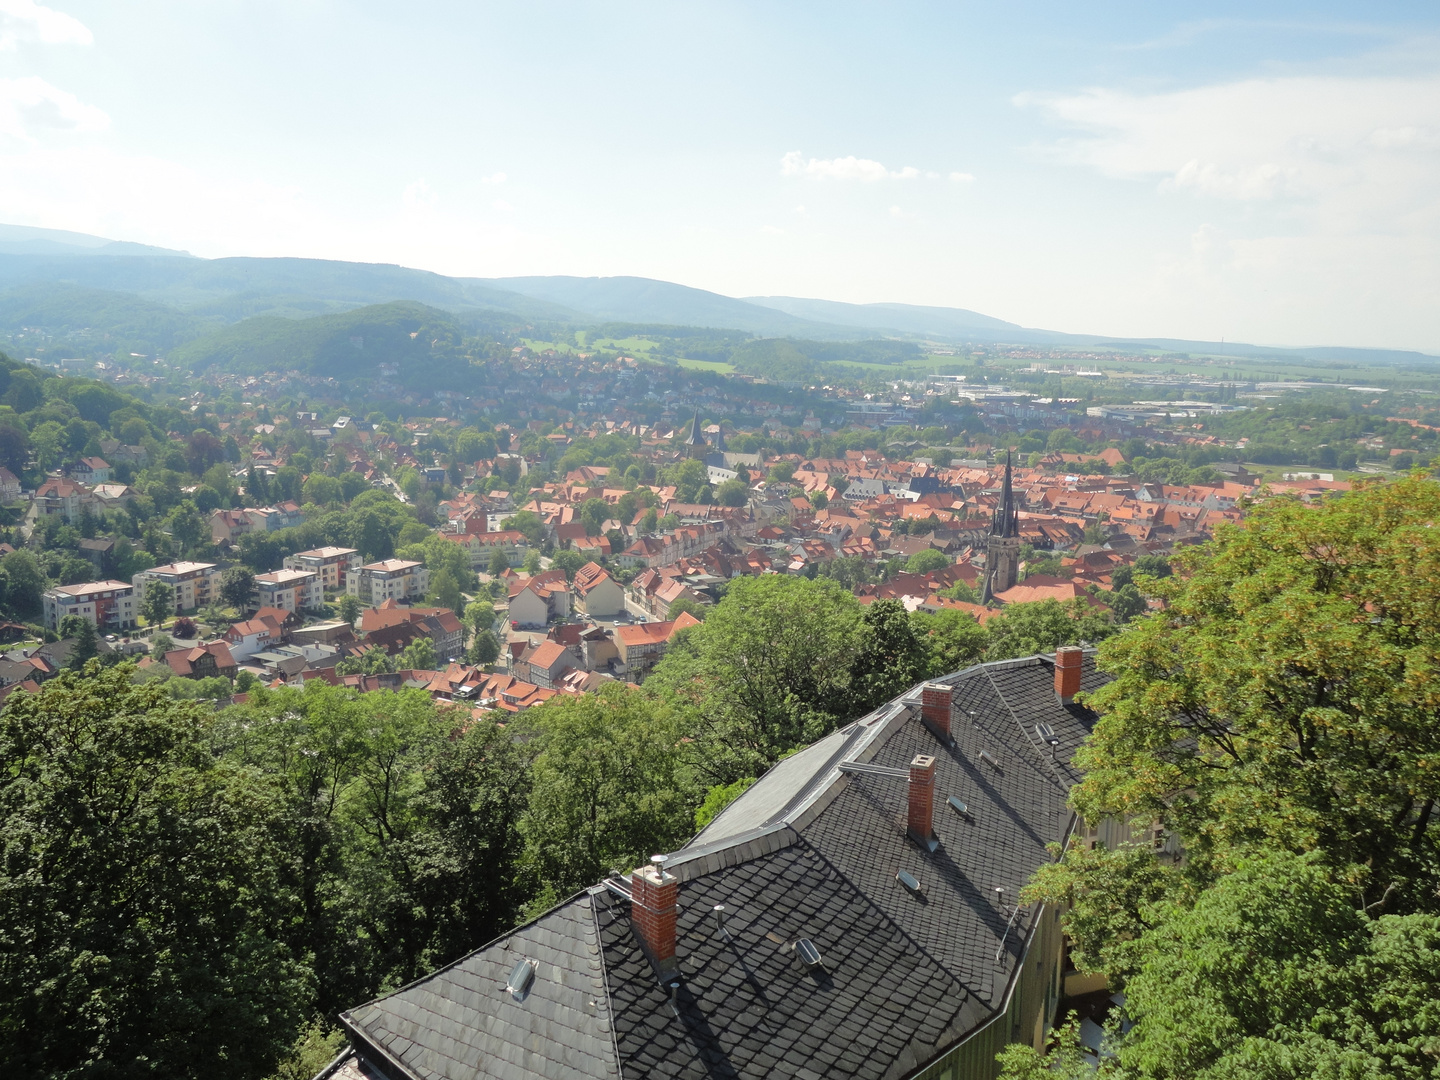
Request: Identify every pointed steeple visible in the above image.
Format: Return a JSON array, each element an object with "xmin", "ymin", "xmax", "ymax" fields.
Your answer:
[
  {"xmin": 684, "ymin": 407, "xmax": 704, "ymax": 447},
  {"xmin": 991, "ymin": 451, "xmax": 1017, "ymax": 538}
]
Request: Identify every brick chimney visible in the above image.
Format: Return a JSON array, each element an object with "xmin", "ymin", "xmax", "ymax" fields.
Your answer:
[
  {"xmin": 920, "ymin": 682, "xmax": 953, "ymax": 738},
  {"xmin": 631, "ymin": 855, "xmax": 678, "ymax": 976},
  {"xmin": 1055, "ymin": 646, "xmax": 1083, "ymax": 704},
  {"xmin": 907, "ymin": 754, "xmax": 937, "ymax": 846}
]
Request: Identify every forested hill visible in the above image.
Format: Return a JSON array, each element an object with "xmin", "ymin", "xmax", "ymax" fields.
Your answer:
[{"xmin": 169, "ymin": 301, "xmax": 467, "ymax": 378}]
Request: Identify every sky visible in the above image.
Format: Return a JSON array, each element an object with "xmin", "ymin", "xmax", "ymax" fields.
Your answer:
[{"xmin": 1, "ymin": 1, "xmax": 1439, "ymax": 352}]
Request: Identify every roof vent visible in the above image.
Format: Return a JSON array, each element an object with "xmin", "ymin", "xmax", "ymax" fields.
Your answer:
[
  {"xmin": 793, "ymin": 938, "xmax": 824, "ymax": 969},
  {"xmin": 506, "ymin": 957, "xmax": 537, "ymax": 999},
  {"xmin": 947, "ymin": 795, "xmax": 970, "ymax": 817},
  {"xmin": 979, "ymin": 749, "xmax": 1000, "ymax": 769},
  {"xmin": 896, "ymin": 869, "xmax": 924, "ymax": 896},
  {"xmin": 1035, "ymin": 722, "xmax": 1061, "ymax": 760}
]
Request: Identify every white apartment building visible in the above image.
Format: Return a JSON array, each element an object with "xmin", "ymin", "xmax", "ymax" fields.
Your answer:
[
  {"xmin": 345, "ymin": 559, "xmax": 430, "ymax": 606},
  {"xmin": 132, "ymin": 562, "xmax": 222, "ymax": 614},
  {"xmin": 42, "ymin": 580, "xmax": 137, "ymax": 632},
  {"xmin": 284, "ymin": 546, "xmax": 362, "ymax": 591},
  {"xmin": 254, "ymin": 568, "xmax": 323, "ymax": 614}
]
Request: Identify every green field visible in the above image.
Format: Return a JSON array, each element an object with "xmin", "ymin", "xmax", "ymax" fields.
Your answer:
[{"xmin": 676, "ymin": 356, "xmax": 736, "ymax": 374}]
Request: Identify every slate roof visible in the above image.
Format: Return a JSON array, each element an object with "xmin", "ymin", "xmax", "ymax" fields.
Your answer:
[{"xmin": 334, "ymin": 653, "xmax": 1108, "ymax": 1080}]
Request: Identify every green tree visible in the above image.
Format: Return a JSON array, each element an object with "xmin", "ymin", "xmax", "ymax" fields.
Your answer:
[
  {"xmin": 502, "ymin": 510, "xmax": 545, "ymax": 547},
  {"xmin": 335, "ymin": 648, "xmax": 395, "ymax": 676},
  {"xmin": 487, "ymin": 545, "xmax": 510, "ymax": 578},
  {"xmin": 302, "ymin": 474, "xmax": 343, "ymax": 507},
  {"xmin": 909, "ymin": 608, "xmax": 988, "ymax": 677},
  {"xmin": 1107, "ymin": 582, "xmax": 1147, "ymax": 622},
  {"xmin": 647, "ymin": 575, "xmax": 862, "ymax": 785},
  {"xmin": 466, "ymin": 628, "xmax": 501, "ymax": 666},
  {"xmin": 522, "ymin": 550, "xmax": 541, "ymax": 574},
  {"xmin": 1075, "ymin": 475, "xmax": 1440, "ymax": 908},
  {"xmin": 149, "ymin": 631, "xmax": 174, "ymax": 659},
  {"xmin": 66, "ymin": 618, "xmax": 98, "ymax": 669},
  {"xmin": 549, "ymin": 549, "xmax": 587, "ymax": 580},
  {"xmin": 336, "ymin": 593, "xmax": 362, "ymax": 627},
  {"xmin": 57, "ymin": 613, "xmax": 90, "ymax": 640},
  {"xmin": 982, "ymin": 598, "xmax": 1114, "ymax": 661},
  {"xmin": 518, "ymin": 685, "xmax": 692, "ymax": 901},
  {"xmin": 1008, "ymin": 851, "xmax": 1440, "ymax": 1080},
  {"xmin": 579, "ymin": 497, "xmax": 608, "ymax": 536},
  {"xmin": 715, "ymin": 478, "xmax": 749, "ymax": 506},
  {"xmin": 141, "ymin": 580, "xmax": 176, "ymax": 626},
  {"xmin": 905, "ymin": 548, "xmax": 950, "ymax": 574},
  {"xmin": 639, "ymin": 507, "xmax": 658, "ymax": 533},
  {"xmin": 665, "ymin": 596, "xmax": 707, "ymax": 622},
  {"xmin": 427, "ymin": 568, "xmax": 463, "ymax": 617},
  {"xmin": 221, "ymin": 565, "xmax": 255, "ymax": 610},
  {"xmin": 167, "ymin": 499, "xmax": 207, "ymax": 554},
  {"xmin": 0, "ymin": 665, "xmax": 311, "ymax": 1078},
  {"xmin": 0, "ymin": 549, "xmax": 46, "ymax": 616},
  {"xmin": 398, "ymin": 636, "xmax": 438, "ymax": 671},
  {"xmin": 846, "ymin": 598, "xmax": 931, "ymax": 716}
]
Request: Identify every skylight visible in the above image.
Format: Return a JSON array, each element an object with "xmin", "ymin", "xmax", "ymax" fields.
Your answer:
[
  {"xmin": 793, "ymin": 938, "xmax": 823, "ymax": 969},
  {"xmin": 947, "ymin": 795, "xmax": 970, "ymax": 817},
  {"xmin": 506, "ymin": 957, "xmax": 537, "ymax": 999},
  {"xmin": 896, "ymin": 870, "xmax": 923, "ymax": 896}
]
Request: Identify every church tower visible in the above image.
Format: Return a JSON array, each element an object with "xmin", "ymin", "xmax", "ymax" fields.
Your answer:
[
  {"xmin": 983, "ymin": 451, "xmax": 1020, "ymax": 601},
  {"xmin": 683, "ymin": 407, "xmax": 706, "ymax": 459}
]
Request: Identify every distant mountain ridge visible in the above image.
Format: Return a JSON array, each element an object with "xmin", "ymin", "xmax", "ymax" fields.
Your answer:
[{"xmin": 0, "ymin": 223, "xmax": 1434, "ymax": 364}]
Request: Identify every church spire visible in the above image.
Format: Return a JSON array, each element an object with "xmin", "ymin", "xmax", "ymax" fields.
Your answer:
[
  {"xmin": 684, "ymin": 407, "xmax": 704, "ymax": 447},
  {"xmin": 991, "ymin": 450, "xmax": 1017, "ymax": 538}
]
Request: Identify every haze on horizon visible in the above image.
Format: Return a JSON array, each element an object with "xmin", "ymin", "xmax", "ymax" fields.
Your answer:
[{"xmin": 1, "ymin": 0, "xmax": 1438, "ymax": 353}]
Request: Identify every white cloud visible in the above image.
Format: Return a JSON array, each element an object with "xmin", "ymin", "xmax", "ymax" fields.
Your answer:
[
  {"xmin": 948, "ymin": 171, "xmax": 974, "ymax": 182},
  {"xmin": 1018, "ymin": 74, "xmax": 1440, "ymax": 210},
  {"xmin": 0, "ymin": 76, "xmax": 106, "ymax": 141},
  {"xmin": 1016, "ymin": 70, "xmax": 1440, "ymax": 351},
  {"xmin": 780, "ymin": 150, "xmax": 921, "ymax": 181},
  {"xmin": 0, "ymin": 0, "xmax": 90, "ymax": 49}
]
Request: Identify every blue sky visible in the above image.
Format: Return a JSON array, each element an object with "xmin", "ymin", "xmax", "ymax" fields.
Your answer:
[{"xmin": 2, "ymin": 1, "xmax": 1438, "ymax": 350}]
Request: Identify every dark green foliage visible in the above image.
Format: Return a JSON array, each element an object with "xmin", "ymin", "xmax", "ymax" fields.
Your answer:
[
  {"xmin": 846, "ymin": 599, "xmax": 931, "ymax": 716},
  {"xmin": 517, "ymin": 685, "xmax": 691, "ymax": 900},
  {"xmin": 0, "ymin": 665, "xmax": 312, "ymax": 1079},
  {"xmin": 220, "ymin": 566, "xmax": 255, "ymax": 610},
  {"xmin": 169, "ymin": 301, "xmax": 464, "ymax": 378}
]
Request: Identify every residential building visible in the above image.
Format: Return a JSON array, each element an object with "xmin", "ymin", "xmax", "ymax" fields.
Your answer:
[
  {"xmin": 508, "ymin": 571, "xmax": 571, "ymax": 628},
  {"xmin": 285, "ymin": 546, "xmax": 363, "ymax": 591},
  {"xmin": 254, "ymin": 568, "xmax": 323, "ymax": 614},
  {"xmin": 210, "ymin": 508, "xmax": 252, "ymax": 546},
  {"xmin": 69, "ymin": 457, "xmax": 112, "ymax": 485},
  {"xmin": 612, "ymin": 611, "xmax": 700, "ymax": 682},
  {"xmin": 360, "ymin": 602, "xmax": 465, "ymax": 662},
  {"xmin": 156, "ymin": 641, "xmax": 237, "ymax": 680},
  {"xmin": 517, "ymin": 640, "xmax": 577, "ymax": 688},
  {"xmin": 572, "ymin": 562, "xmax": 625, "ymax": 617},
  {"xmin": 345, "ymin": 559, "xmax": 430, "ymax": 606},
  {"xmin": 326, "ymin": 650, "xmax": 1107, "ymax": 1080},
  {"xmin": 34, "ymin": 476, "xmax": 90, "ymax": 523},
  {"xmin": 223, "ymin": 614, "xmax": 287, "ymax": 662},
  {"xmin": 42, "ymin": 580, "xmax": 137, "ymax": 632},
  {"xmin": 132, "ymin": 562, "xmax": 222, "ymax": 613},
  {"xmin": 0, "ymin": 467, "xmax": 20, "ymax": 503}
]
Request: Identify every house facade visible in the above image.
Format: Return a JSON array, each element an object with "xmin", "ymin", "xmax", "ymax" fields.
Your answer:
[
  {"xmin": 285, "ymin": 546, "xmax": 362, "ymax": 591},
  {"xmin": 345, "ymin": 559, "xmax": 430, "ymax": 606},
  {"xmin": 572, "ymin": 561, "xmax": 625, "ymax": 616},
  {"xmin": 132, "ymin": 562, "xmax": 222, "ymax": 613},
  {"xmin": 42, "ymin": 580, "xmax": 137, "ymax": 632},
  {"xmin": 254, "ymin": 568, "xmax": 323, "ymax": 614}
]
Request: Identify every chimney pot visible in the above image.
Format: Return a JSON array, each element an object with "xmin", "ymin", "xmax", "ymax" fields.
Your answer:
[
  {"xmin": 907, "ymin": 753, "xmax": 937, "ymax": 847},
  {"xmin": 1055, "ymin": 646, "xmax": 1083, "ymax": 704},
  {"xmin": 920, "ymin": 682, "xmax": 953, "ymax": 738}
]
